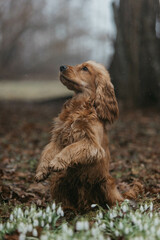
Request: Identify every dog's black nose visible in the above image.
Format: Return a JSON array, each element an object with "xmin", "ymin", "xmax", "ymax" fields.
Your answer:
[{"xmin": 60, "ymin": 65, "xmax": 67, "ymax": 72}]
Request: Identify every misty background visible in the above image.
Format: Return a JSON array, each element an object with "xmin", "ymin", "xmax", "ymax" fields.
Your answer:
[{"xmin": 0, "ymin": 0, "xmax": 160, "ymax": 107}]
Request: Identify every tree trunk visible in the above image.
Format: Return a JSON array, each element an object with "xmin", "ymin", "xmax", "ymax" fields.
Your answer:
[{"xmin": 110, "ymin": 0, "xmax": 160, "ymax": 107}]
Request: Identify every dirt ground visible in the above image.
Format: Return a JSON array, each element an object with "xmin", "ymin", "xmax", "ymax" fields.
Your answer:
[{"xmin": 0, "ymin": 99, "xmax": 160, "ymax": 221}]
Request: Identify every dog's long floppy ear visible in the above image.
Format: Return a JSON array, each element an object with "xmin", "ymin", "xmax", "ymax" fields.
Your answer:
[{"xmin": 94, "ymin": 71, "xmax": 119, "ymax": 123}]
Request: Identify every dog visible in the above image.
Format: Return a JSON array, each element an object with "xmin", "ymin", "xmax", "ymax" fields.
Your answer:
[{"xmin": 35, "ymin": 61, "xmax": 142, "ymax": 212}]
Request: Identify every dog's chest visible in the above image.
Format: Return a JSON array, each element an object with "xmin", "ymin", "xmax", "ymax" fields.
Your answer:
[{"xmin": 53, "ymin": 107, "xmax": 96, "ymax": 147}]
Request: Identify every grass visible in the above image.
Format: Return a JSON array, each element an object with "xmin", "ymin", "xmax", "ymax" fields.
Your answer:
[{"xmin": 0, "ymin": 201, "xmax": 160, "ymax": 240}]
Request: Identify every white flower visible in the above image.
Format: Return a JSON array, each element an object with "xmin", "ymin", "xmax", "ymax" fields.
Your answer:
[
  {"xmin": 150, "ymin": 202, "xmax": 153, "ymax": 211},
  {"xmin": 149, "ymin": 212, "xmax": 153, "ymax": 218},
  {"xmin": 48, "ymin": 215, "xmax": 52, "ymax": 223},
  {"xmin": 27, "ymin": 224, "xmax": 33, "ymax": 232},
  {"xmin": 140, "ymin": 205, "xmax": 144, "ymax": 212},
  {"xmin": 41, "ymin": 220, "xmax": 45, "ymax": 227},
  {"xmin": 52, "ymin": 202, "xmax": 56, "ymax": 210},
  {"xmin": 91, "ymin": 204, "xmax": 97, "ymax": 208},
  {"xmin": 76, "ymin": 221, "xmax": 84, "ymax": 231},
  {"xmin": 0, "ymin": 223, "xmax": 3, "ymax": 231},
  {"xmin": 57, "ymin": 206, "xmax": 64, "ymax": 217},
  {"xmin": 109, "ymin": 213, "xmax": 113, "ymax": 219},
  {"xmin": 157, "ymin": 228, "xmax": 160, "ymax": 237},
  {"xmin": 43, "ymin": 212, "xmax": 46, "ymax": 219},
  {"xmin": 6, "ymin": 222, "xmax": 11, "ymax": 229},
  {"xmin": 46, "ymin": 206, "xmax": 51, "ymax": 213},
  {"xmin": 19, "ymin": 234, "xmax": 26, "ymax": 240},
  {"xmin": 33, "ymin": 219, "xmax": 39, "ymax": 227},
  {"xmin": 98, "ymin": 211, "xmax": 103, "ymax": 219},
  {"xmin": 67, "ymin": 228, "xmax": 73, "ymax": 236},
  {"xmin": 24, "ymin": 209, "xmax": 29, "ymax": 216},
  {"xmin": 122, "ymin": 205, "xmax": 128, "ymax": 213},
  {"xmin": 62, "ymin": 223, "xmax": 68, "ymax": 232},
  {"xmin": 143, "ymin": 223, "xmax": 148, "ymax": 231},
  {"xmin": 118, "ymin": 222, "xmax": 123, "ymax": 230},
  {"xmin": 144, "ymin": 203, "xmax": 148, "ymax": 210},
  {"xmin": 110, "ymin": 221, "xmax": 114, "ymax": 228},
  {"xmin": 115, "ymin": 230, "xmax": 120, "ymax": 236},
  {"xmin": 10, "ymin": 214, "xmax": 14, "ymax": 221},
  {"xmin": 32, "ymin": 228, "xmax": 38, "ymax": 237},
  {"xmin": 84, "ymin": 221, "xmax": 89, "ymax": 230},
  {"xmin": 99, "ymin": 223, "xmax": 106, "ymax": 230},
  {"xmin": 119, "ymin": 211, "xmax": 123, "ymax": 217},
  {"xmin": 154, "ymin": 218, "xmax": 159, "ymax": 226},
  {"xmin": 37, "ymin": 210, "xmax": 42, "ymax": 217},
  {"xmin": 45, "ymin": 224, "xmax": 50, "ymax": 229},
  {"xmin": 91, "ymin": 227, "xmax": 99, "ymax": 236},
  {"xmin": 112, "ymin": 210, "xmax": 117, "ymax": 218},
  {"xmin": 40, "ymin": 235, "xmax": 48, "ymax": 240},
  {"xmin": 124, "ymin": 227, "xmax": 130, "ymax": 234}
]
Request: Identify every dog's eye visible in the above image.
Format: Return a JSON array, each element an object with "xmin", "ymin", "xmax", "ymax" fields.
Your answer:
[{"xmin": 82, "ymin": 66, "xmax": 88, "ymax": 71}]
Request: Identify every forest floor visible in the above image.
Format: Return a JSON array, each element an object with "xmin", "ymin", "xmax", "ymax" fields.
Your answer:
[{"xmin": 0, "ymin": 99, "xmax": 160, "ymax": 239}]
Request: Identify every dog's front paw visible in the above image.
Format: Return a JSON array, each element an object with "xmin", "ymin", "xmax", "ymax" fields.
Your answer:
[
  {"xmin": 49, "ymin": 156, "xmax": 66, "ymax": 172},
  {"xmin": 35, "ymin": 170, "xmax": 49, "ymax": 182}
]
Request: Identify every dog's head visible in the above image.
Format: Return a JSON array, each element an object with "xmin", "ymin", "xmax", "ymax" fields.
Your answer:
[{"xmin": 59, "ymin": 61, "xmax": 119, "ymax": 123}]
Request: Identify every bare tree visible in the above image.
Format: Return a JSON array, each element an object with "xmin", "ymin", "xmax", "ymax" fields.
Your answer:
[{"xmin": 110, "ymin": 0, "xmax": 160, "ymax": 107}]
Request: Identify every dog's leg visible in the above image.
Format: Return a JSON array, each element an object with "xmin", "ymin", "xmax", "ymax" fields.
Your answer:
[
  {"xmin": 105, "ymin": 175, "xmax": 124, "ymax": 205},
  {"xmin": 35, "ymin": 142, "xmax": 60, "ymax": 182},
  {"xmin": 49, "ymin": 139, "xmax": 105, "ymax": 171}
]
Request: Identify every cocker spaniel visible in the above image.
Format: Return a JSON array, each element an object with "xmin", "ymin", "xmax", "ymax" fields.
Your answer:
[{"xmin": 35, "ymin": 61, "xmax": 142, "ymax": 212}]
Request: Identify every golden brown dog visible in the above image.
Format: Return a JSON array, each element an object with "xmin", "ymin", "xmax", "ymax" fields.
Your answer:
[{"xmin": 35, "ymin": 61, "xmax": 142, "ymax": 212}]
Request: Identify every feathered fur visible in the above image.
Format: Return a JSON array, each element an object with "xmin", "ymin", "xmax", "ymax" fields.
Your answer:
[{"xmin": 35, "ymin": 61, "xmax": 143, "ymax": 212}]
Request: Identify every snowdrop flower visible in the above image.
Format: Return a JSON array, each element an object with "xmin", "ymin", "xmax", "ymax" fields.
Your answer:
[
  {"xmin": 110, "ymin": 221, "xmax": 114, "ymax": 228},
  {"xmin": 10, "ymin": 214, "xmax": 14, "ymax": 221},
  {"xmin": 119, "ymin": 211, "xmax": 123, "ymax": 217},
  {"xmin": 98, "ymin": 211, "xmax": 103, "ymax": 219},
  {"xmin": 43, "ymin": 212, "xmax": 46, "ymax": 219},
  {"xmin": 124, "ymin": 227, "xmax": 130, "ymax": 234},
  {"xmin": 33, "ymin": 219, "xmax": 39, "ymax": 227},
  {"xmin": 6, "ymin": 222, "xmax": 11, "ymax": 229},
  {"xmin": 46, "ymin": 206, "xmax": 51, "ymax": 213},
  {"xmin": 140, "ymin": 205, "xmax": 144, "ymax": 212},
  {"xmin": 76, "ymin": 221, "xmax": 84, "ymax": 231},
  {"xmin": 143, "ymin": 223, "xmax": 148, "ymax": 231},
  {"xmin": 32, "ymin": 228, "xmax": 38, "ymax": 237},
  {"xmin": 149, "ymin": 212, "xmax": 153, "ymax": 218},
  {"xmin": 84, "ymin": 221, "xmax": 89, "ymax": 230},
  {"xmin": 91, "ymin": 204, "xmax": 97, "ymax": 208},
  {"xmin": 24, "ymin": 209, "xmax": 29, "ymax": 216},
  {"xmin": 109, "ymin": 213, "xmax": 113, "ymax": 219},
  {"xmin": 118, "ymin": 222, "xmax": 123, "ymax": 230},
  {"xmin": 99, "ymin": 223, "xmax": 106, "ymax": 230},
  {"xmin": 121, "ymin": 205, "xmax": 128, "ymax": 213},
  {"xmin": 41, "ymin": 220, "xmax": 45, "ymax": 227},
  {"xmin": 115, "ymin": 230, "xmax": 120, "ymax": 236},
  {"xmin": 27, "ymin": 224, "xmax": 33, "ymax": 232},
  {"xmin": 150, "ymin": 202, "xmax": 153, "ymax": 211},
  {"xmin": 67, "ymin": 228, "xmax": 73, "ymax": 236},
  {"xmin": 37, "ymin": 210, "xmax": 42, "ymax": 217},
  {"xmin": 154, "ymin": 217, "xmax": 159, "ymax": 226},
  {"xmin": 45, "ymin": 224, "xmax": 50, "ymax": 229},
  {"xmin": 19, "ymin": 234, "xmax": 26, "ymax": 240},
  {"xmin": 52, "ymin": 202, "xmax": 56, "ymax": 210},
  {"xmin": 91, "ymin": 227, "xmax": 99, "ymax": 236},
  {"xmin": 150, "ymin": 226, "xmax": 155, "ymax": 234},
  {"xmin": 0, "ymin": 223, "xmax": 3, "ymax": 231},
  {"xmin": 41, "ymin": 235, "xmax": 48, "ymax": 240},
  {"xmin": 112, "ymin": 210, "xmax": 117, "ymax": 218},
  {"xmin": 57, "ymin": 206, "xmax": 64, "ymax": 217},
  {"xmin": 62, "ymin": 223, "xmax": 68, "ymax": 232},
  {"xmin": 157, "ymin": 228, "xmax": 160, "ymax": 237},
  {"xmin": 48, "ymin": 215, "xmax": 52, "ymax": 223},
  {"xmin": 144, "ymin": 203, "xmax": 148, "ymax": 210}
]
